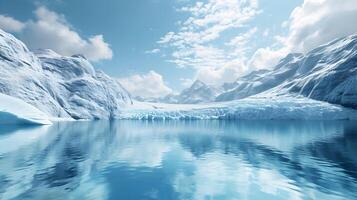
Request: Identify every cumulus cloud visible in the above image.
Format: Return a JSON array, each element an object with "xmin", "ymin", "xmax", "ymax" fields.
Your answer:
[
  {"xmin": 196, "ymin": 59, "xmax": 247, "ymax": 85},
  {"xmin": 248, "ymin": 47, "xmax": 288, "ymax": 70},
  {"xmin": 0, "ymin": 7, "xmax": 112, "ymax": 62},
  {"xmin": 117, "ymin": 71, "xmax": 173, "ymax": 98},
  {"xmin": 285, "ymin": 0, "xmax": 357, "ymax": 53},
  {"xmin": 0, "ymin": 15, "xmax": 25, "ymax": 32},
  {"xmin": 249, "ymin": 0, "xmax": 357, "ymax": 70}
]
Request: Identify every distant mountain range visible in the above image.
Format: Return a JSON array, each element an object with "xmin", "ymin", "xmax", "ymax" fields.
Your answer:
[
  {"xmin": 152, "ymin": 33, "xmax": 357, "ymax": 109},
  {"xmin": 155, "ymin": 80, "xmax": 223, "ymax": 104},
  {"xmin": 0, "ymin": 27, "xmax": 356, "ymax": 122}
]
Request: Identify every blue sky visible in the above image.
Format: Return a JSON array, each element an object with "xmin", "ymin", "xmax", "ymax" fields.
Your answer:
[{"xmin": 0, "ymin": 0, "xmax": 356, "ymax": 97}]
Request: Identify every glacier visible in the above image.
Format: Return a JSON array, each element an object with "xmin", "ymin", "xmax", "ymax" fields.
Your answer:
[
  {"xmin": 0, "ymin": 93, "xmax": 51, "ymax": 125},
  {"xmin": 119, "ymin": 96, "xmax": 357, "ymax": 120}
]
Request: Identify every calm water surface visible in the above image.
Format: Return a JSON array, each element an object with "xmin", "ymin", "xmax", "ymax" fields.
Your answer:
[{"xmin": 0, "ymin": 120, "xmax": 356, "ymax": 200}]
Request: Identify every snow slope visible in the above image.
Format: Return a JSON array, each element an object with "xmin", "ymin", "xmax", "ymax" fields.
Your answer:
[
  {"xmin": 217, "ymin": 34, "xmax": 357, "ymax": 109},
  {"xmin": 37, "ymin": 50, "xmax": 132, "ymax": 119},
  {"xmin": 0, "ymin": 29, "xmax": 132, "ymax": 120},
  {"xmin": 0, "ymin": 93, "xmax": 51, "ymax": 125},
  {"xmin": 216, "ymin": 54, "xmax": 302, "ymax": 101},
  {"xmin": 272, "ymin": 34, "xmax": 357, "ymax": 108},
  {"xmin": 0, "ymin": 28, "xmax": 356, "ymax": 123},
  {"xmin": 119, "ymin": 96, "xmax": 357, "ymax": 120}
]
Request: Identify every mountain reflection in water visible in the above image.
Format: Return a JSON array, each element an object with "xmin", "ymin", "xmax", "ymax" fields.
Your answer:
[{"xmin": 0, "ymin": 120, "xmax": 356, "ymax": 200}]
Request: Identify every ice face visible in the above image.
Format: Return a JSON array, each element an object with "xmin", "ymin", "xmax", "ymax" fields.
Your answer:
[{"xmin": 0, "ymin": 93, "xmax": 51, "ymax": 125}]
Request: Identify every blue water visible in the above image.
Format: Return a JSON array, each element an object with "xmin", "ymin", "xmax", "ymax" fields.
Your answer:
[{"xmin": 0, "ymin": 120, "xmax": 356, "ymax": 200}]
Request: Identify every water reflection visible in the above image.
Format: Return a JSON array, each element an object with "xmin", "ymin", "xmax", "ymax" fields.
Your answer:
[{"xmin": 0, "ymin": 120, "xmax": 356, "ymax": 200}]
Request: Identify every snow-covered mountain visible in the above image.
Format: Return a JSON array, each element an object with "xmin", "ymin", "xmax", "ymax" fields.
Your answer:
[
  {"xmin": 0, "ymin": 27, "xmax": 356, "ymax": 124},
  {"xmin": 160, "ymin": 80, "xmax": 222, "ymax": 104},
  {"xmin": 0, "ymin": 29, "xmax": 132, "ymax": 120},
  {"xmin": 216, "ymin": 53, "xmax": 302, "ymax": 101},
  {"xmin": 217, "ymin": 34, "xmax": 357, "ymax": 109}
]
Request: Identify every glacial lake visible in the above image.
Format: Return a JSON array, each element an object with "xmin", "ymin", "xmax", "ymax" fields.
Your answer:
[{"xmin": 0, "ymin": 120, "xmax": 356, "ymax": 200}]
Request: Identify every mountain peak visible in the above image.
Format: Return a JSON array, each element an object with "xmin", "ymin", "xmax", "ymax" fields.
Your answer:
[
  {"xmin": 34, "ymin": 49, "xmax": 61, "ymax": 58},
  {"xmin": 190, "ymin": 80, "xmax": 206, "ymax": 89},
  {"xmin": 71, "ymin": 54, "xmax": 88, "ymax": 60}
]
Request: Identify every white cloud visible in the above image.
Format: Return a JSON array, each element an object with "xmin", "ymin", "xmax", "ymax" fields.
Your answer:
[
  {"xmin": 23, "ymin": 7, "xmax": 112, "ymax": 61},
  {"xmin": 226, "ymin": 27, "xmax": 257, "ymax": 46},
  {"xmin": 145, "ymin": 48, "xmax": 160, "ymax": 54},
  {"xmin": 81, "ymin": 35, "xmax": 112, "ymax": 61},
  {"xmin": 0, "ymin": 15, "xmax": 25, "ymax": 32},
  {"xmin": 285, "ymin": 0, "xmax": 357, "ymax": 53},
  {"xmin": 196, "ymin": 59, "xmax": 247, "ymax": 85},
  {"xmin": 117, "ymin": 70, "xmax": 173, "ymax": 98},
  {"xmin": 249, "ymin": 0, "xmax": 357, "ymax": 70},
  {"xmin": 158, "ymin": 32, "xmax": 175, "ymax": 44},
  {"xmin": 249, "ymin": 47, "xmax": 288, "ymax": 70},
  {"xmin": 158, "ymin": 0, "xmax": 260, "ymax": 85},
  {"xmin": 180, "ymin": 78, "xmax": 194, "ymax": 88},
  {"xmin": 0, "ymin": 7, "xmax": 112, "ymax": 62}
]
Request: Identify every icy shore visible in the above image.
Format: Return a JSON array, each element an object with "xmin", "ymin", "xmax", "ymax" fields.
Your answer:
[{"xmin": 0, "ymin": 93, "xmax": 52, "ymax": 125}]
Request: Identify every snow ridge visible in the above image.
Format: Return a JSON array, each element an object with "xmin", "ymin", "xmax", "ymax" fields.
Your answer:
[
  {"xmin": 0, "ymin": 29, "xmax": 132, "ymax": 120},
  {"xmin": 217, "ymin": 34, "xmax": 357, "ymax": 109},
  {"xmin": 0, "ymin": 28, "xmax": 356, "ymax": 123}
]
